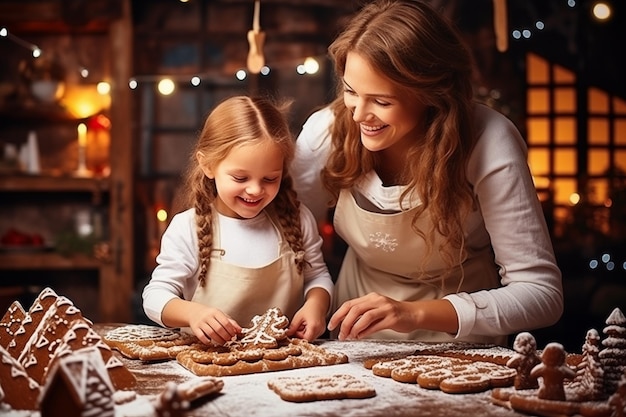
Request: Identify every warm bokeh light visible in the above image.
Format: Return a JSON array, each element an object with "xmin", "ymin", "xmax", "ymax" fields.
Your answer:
[
  {"xmin": 157, "ymin": 209, "xmax": 168, "ymax": 223},
  {"xmin": 157, "ymin": 78, "xmax": 175, "ymax": 95},
  {"xmin": 569, "ymin": 192, "xmax": 581, "ymax": 205},
  {"xmin": 303, "ymin": 57, "xmax": 320, "ymax": 74},
  {"xmin": 96, "ymin": 81, "xmax": 111, "ymax": 95},
  {"xmin": 592, "ymin": 2, "xmax": 611, "ymax": 20},
  {"xmin": 61, "ymin": 84, "xmax": 111, "ymax": 118}
]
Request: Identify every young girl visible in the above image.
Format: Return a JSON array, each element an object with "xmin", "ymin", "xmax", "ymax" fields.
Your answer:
[
  {"xmin": 291, "ymin": 0, "xmax": 563, "ymax": 344},
  {"xmin": 143, "ymin": 96, "xmax": 334, "ymax": 345}
]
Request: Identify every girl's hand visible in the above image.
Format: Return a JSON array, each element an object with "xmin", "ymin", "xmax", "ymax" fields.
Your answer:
[
  {"xmin": 188, "ymin": 305, "xmax": 242, "ymax": 345},
  {"xmin": 327, "ymin": 292, "xmax": 417, "ymax": 340},
  {"xmin": 287, "ymin": 307, "xmax": 327, "ymax": 341}
]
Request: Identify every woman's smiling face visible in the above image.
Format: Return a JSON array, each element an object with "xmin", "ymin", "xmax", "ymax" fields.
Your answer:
[
  {"xmin": 200, "ymin": 139, "xmax": 284, "ymax": 219},
  {"xmin": 342, "ymin": 51, "xmax": 427, "ymax": 155}
]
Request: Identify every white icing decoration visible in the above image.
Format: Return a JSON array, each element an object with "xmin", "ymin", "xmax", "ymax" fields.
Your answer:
[
  {"xmin": 10, "ymin": 365, "xmax": 28, "ymax": 378},
  {"xmin": 36, "ymin": 334, "xmax": 50, "ymax": 349},
  {"xmin": 21, "ymin": 353, "xmax": 37, "ymax": 368},
  {"xmin": 106, "ymin": 355, "xmax": 124, "ymax": 369}
]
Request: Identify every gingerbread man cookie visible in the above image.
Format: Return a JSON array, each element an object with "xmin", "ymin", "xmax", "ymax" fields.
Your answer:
[
  {"xmin": 507, "ymin": 332, "xmax": 542, "ymax": 390},
  {"xmin": 531, "ymin": 342, "xmax": 576, "ymax": 401}
]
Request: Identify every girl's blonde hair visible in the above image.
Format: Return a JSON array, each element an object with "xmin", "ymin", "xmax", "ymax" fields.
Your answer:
[
  {"xmin": 323, "ymin": 0, "xmax": 477, "ymax": 274},
  {"xmin": 181, "ymin": 96, "xmax": 306, "ymax": 285}
]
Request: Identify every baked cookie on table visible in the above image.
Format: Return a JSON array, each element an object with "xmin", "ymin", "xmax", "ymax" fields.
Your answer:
[
  {"xmin": 103, "ymin": 324, "xmax": 202, "ymax": 361},
  {"xmin": 267, "ymin": 374, "xmax": 376, "ymax": 402},
  {"xmin": 177, "ymin": 307, "xmax": 348, "ymax": 377},
  {"xmin": 369, "ymin": 354, "xmax": 516, "ymax": 394}
]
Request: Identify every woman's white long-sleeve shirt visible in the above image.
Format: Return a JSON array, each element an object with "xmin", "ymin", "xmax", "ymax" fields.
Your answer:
[
  {"xmin": 142, "ymin": 205, "xmax": 334, "ymax": 327},
  {"xmin": 291, "ymin": 104, "xmax": 563, "ymax": 339}
]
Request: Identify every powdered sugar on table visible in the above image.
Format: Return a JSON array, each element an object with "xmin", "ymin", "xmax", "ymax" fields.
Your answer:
[{"xmin": 97, "ymin": 332, "xmax": 522, "ymax": 417}]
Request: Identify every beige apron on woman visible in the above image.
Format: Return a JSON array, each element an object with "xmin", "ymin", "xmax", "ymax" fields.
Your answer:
[
  {"xmin": 333, "ymin": 189, "xmax": 503, "ymax": 344},
  {"xmin": 190, "ymin": 211, "xmax": 303, "ymax": 327}
]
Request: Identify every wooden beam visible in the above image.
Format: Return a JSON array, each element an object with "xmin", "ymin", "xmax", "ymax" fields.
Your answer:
[{"xmin": 101, "ymin": 0, "xmax": 134, "ymax": 323}]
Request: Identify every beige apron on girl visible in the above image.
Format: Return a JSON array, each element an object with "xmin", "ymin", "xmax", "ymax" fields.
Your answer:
[
  {"xmin": 190, "ymin": 211, "xmax": 304, "ymax": 327},
  {"xmin": 333, "ymin": 189, "xmax": 503, "ymax": 344}
]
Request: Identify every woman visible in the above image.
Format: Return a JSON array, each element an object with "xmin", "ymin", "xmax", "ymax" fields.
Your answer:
[{"xmin": 291, "ymin": 0, "xmax": 563, "ymax": 345}]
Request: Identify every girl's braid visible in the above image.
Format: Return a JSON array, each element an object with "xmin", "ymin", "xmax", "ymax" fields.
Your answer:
[
  {"xmin": 272, "ymin": 175, "xmax": 309, "ymax": 274},
  {"xmin": 195, "ymin": 175, "xmax": 216, "ymax": 286}
]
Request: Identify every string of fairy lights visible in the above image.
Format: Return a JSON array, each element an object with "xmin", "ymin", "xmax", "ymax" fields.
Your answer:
[
  {"xmin": 1, "ymin": 24, "xmax": 323, "ymax": 97},
  {"xmin": 0, "ymin": 0, "xmax": 615, "ymax": 95}
]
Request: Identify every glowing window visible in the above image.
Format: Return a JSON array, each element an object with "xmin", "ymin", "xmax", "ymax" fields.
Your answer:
[
  {"xmin": 614, "ymin": 97, "xmax": 626, "ymax": 114},
  {"xmin": 615, "ymin": 120, "xmax": 626, "ymax": 145},
  {"xmin": 616, "ymin": 151, "xmax": 626, "ymax": 171},
  {"xmin": 588, "ymin": 118, "xmax": 609, "ymax": 144},
  {"xmin": 588, "ymin": 88, "xmax": 609, "ymax": 113},
  {"xmin": 528, "ymin": 148, "xmax": 550, "ymax": 176},
  {"xmin": 553, "ymin": 64, "xmax": 575, "ymax": 83},
  {"xmin": 527, "ymin": 117, "xmax": 550, "ymax": 144},
  {"xmin": 555, "ymin": 117, "xmax": 576, "ymax": 144},
  {"xmin": 555, "ymin": 88, "xmax": 576, "ymax": 113},
  {"xmin": 554, "ymin": 149, "xmax": 577, "ymax": 175},
  {"xmin": 552, "ymin": 178, "xmax": 577, "ymax": 205},
  {"xmin": 586, "ymin": 179, "xmax": 608, "ymax": 205},
  {"xmin": 588, "ymin": 149, "xmax": 609, "ymax": 175},
  {"xmin": 528, "ymin": 88, "xmax": 549, "ymax": 114}
]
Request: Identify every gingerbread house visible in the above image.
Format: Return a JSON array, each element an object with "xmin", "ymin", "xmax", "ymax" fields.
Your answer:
[{"xmin": 39, "ymin": 346, "xmax": 115, "ymax": 417}]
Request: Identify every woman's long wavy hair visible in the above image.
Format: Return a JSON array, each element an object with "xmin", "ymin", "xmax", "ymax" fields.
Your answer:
[
  {"xmin": 180, "ymin": 96, "xmax": 307, "ymax": 285},
  {"xmin": 323, "ymin": 0, "xmax": 477, "ymax": 273}
]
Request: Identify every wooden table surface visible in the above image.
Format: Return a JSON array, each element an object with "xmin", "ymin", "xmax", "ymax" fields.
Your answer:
[{"xmin": 95, "ymin": 324, "xmax": 524, "ymax": 417}]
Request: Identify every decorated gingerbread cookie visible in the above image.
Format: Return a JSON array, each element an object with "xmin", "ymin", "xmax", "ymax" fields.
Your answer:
[
  {"xmin": 370, "ymin": 354, "xmax": 516, "ymax": 394},
  {"xmin": 268, "ymin": 374, "xmax": 376, "ymax": 402},
  {"xmin": 103, "ymin": 324, "xmax": 201, "ymax": 360}
]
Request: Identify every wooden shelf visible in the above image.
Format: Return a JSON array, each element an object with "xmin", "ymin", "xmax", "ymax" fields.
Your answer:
[
  {"xmin": 0, "ymin": 0, "xmax": 134, "ymax": 323},
  {"xmin": 0, "ymin": 252, "xmax": 101, "ymax": 270},
  {"xmin": 0, "ymin": 175, "xmax": 110, "ymax": 193},
  {"xmin": 0, "ymin": 103, "xmax": 86, "ymax": 125}
]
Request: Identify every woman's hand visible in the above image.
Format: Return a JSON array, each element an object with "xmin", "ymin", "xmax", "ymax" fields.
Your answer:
[
  {"xmin": 328, "ymin": 293, "xmax": 459, "ymax": 340},
  {"xmin": 327, "ymin": 292, "xmax": 417, "ymax": 340}
]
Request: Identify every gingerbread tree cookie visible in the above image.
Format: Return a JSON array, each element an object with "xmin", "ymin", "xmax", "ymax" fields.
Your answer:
[
  {"xmin": 608, "ymin": 374, "xmax": 626, "ymax": 417},
  {"xmin": 599, "ymin": 307, "xmax": 626, "ymax": 396},
  {"xmin": 568, "ymin": 328, "xmax": 604, "ymax": 401},
  {"xmin": 239, "ymin": 307, "xmax": 289, "ymax": 348}
]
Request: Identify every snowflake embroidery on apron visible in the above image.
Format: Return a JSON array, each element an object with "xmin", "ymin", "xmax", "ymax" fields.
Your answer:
[{"xmin": 369, "ymin": 232, "xmax": 398, "ymax": 252}]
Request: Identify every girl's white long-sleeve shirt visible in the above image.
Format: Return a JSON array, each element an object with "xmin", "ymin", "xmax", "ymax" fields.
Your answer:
[
  {"xmin": 142, "ymin": 205, "xmax": 334, "ymax": 327},
  {"xmin": 290, "ymin": 103, "xmax": 564, "ymax": 339}
]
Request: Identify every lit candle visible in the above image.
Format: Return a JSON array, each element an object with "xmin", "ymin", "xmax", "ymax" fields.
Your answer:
[
  {"xmin": 78, "ymin": 123, "xmax": 87, "ymax": 147},
  {"xmin": 76, "ymin": 122, "xmax": 89, "ymax": 176}
]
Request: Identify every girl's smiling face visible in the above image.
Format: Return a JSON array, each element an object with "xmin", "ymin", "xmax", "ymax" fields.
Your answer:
[
  {"xmin": 200, "ymin": 139, "xmax": 284, "ymax": 219},
  {"xmin": 342, "ymin": 51, "xmax": 427, "ymax": 156}
]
